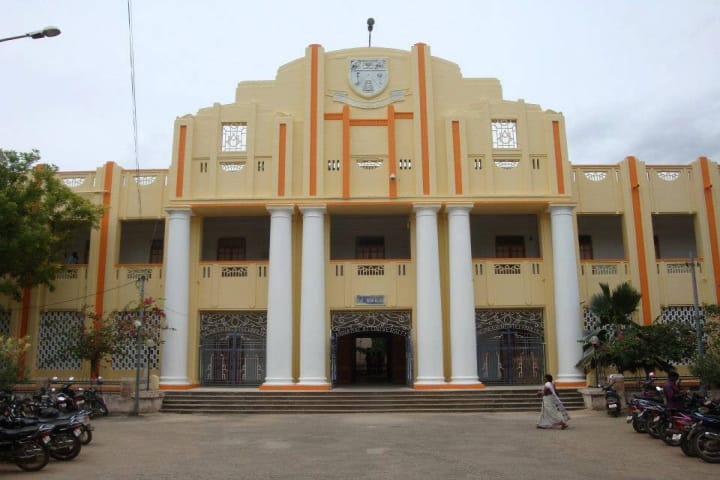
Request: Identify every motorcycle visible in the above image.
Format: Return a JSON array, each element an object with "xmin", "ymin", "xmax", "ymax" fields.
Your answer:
[
  {"xmin": 77, "ymin": 376, "xmax": 109, "ymax": 418},
  {"xmin": 0, "ymin": 422, "xmax": 52, "ymax": 471},
  {"xmin": 1, "ymin": 394, "xmax": 86, "ymax": 461},
  {"xmin": 602, "ymin": 383, "xmax": 621, "ymax": 416},
  {"xmin": 689, "ymin": 412, "xmax": 720, "ymax": 463}
]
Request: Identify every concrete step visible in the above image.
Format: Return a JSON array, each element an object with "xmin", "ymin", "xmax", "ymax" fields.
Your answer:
[{"xmin": 160, "ymin": 389, "xmax": 585, "ymax": 414}]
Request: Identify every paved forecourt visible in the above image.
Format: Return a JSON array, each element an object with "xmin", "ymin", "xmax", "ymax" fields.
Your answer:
[{"xmin": 2, "ymin": 410, "xmax": 716, "ymax": 479}]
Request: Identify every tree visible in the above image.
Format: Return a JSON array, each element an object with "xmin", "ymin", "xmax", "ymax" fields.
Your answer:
[
  {"xmin": 588, "ymin": 282, "xmax": 642, "ymax": 336},
  {"xmin": 0, "ymin": 335, "xmax": 31, "ymax": 390},
  {"xmin": 607, "ymin": 322, "xmax": 696, "ymax": 375},
  {"xmin": 0, "ymin": 149, "xmax": 103, "ymax": 300},
  {"xmin": 64, "ymin": 298, "xmax": 167, "ymax": 378},
  {"xmin": 578, "ymin": 281, "xmax": 696, "ymax": 380},
  {"xmin": 691, "ymin": 305, "xmax": 720, "ymax": 388}
]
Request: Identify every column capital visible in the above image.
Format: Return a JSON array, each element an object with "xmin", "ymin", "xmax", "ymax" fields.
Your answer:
[
  {"xmin": 267, "ymin": 204, "xmax": 295, "ymax": 215},
  {"xmin": 445, "ymin": 203, "xmax": 473, "ymax": 214},
  {"xmin": 413, "ymin": 203, "xmax": 441, "ymax": 214},
  {"xmin": 299, "ymin": 204, "xmax": 327, "ymax": 215},
  {"xmin": 164, "ymin": 206, "xmax": 193, "ymax": 216},
  {"xmin": 548, "ymin": 203, "xmax": 576, "ymax": 215}
]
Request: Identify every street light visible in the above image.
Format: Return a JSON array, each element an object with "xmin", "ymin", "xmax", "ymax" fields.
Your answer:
[{"xmin": 0, "ymin": 26, "xmax": 61, "ymax": 43}]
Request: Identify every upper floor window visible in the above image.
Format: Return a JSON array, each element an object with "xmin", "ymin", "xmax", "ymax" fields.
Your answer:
[
  {"xmin": 149, "ymin": 239, "xmax": 164, "ymax": 264},
  {"xmin": 217, "ymin": 237, "xmax": 246, "ymax": 261},
  {"xmin": 491, "ymin": 120, "xmax": 518, "ymax": 149},
  {"xmin": 495, "ymin": 236, "xmax": 525, "ymax": 258},
  {"xmin": 579, "ymin": 235, "xmax": 594, "ymax": 260},
  {"xmin": 221, "ymin": 123, "xmax": 247, "ymax": 152},
  {"xmin": 356, "ymin": 236, "xmax": 385, "ymax": 259}
]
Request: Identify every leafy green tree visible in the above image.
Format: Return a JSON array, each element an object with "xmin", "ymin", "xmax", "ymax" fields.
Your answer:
[
  {"xmin": 691, "ymin": 305, "xmax": 720, "ymax": 388},
  {"xmin": 0, "ymin": 149, "xmax": 103, "ymax": 300},
  {"xmin": 608, "ymin": 322, "xmax": 696, "ymax": 375},
  {"xmin": 0, "ymin": 335, "xmax": 31, "ymax": 390}
]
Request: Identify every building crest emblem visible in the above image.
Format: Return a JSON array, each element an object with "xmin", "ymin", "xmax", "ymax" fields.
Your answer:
[{"xmin": 349, "ymin": 58, "xmax": 388, "ymax": 98}]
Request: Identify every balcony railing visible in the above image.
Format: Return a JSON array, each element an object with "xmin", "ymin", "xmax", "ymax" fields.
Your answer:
[
  {"xmin": 472, "ymin": 258, "xmax": 544, "ymax": 306},
  {"xmin": 197, "ymin": 261, "xmax": 269, "ymax": 309},
  {"xmin": 327, "ymin": 260, "xmax": 413, "ymax": 308}
]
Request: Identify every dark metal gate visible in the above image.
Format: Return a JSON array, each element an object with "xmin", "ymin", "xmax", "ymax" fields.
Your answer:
[
  {"xmin": 199, "ymin": 311, "xmax": 267, "ymax": 386},
  {"xmin": 475, "ymin": 309, "xmax": 545, "ymax": 386},
  {"xmin": 200, "ymin": 333, "xmax": 265, "ymax": 386},
  {"xmin": 477, "ymin": 330, "xmax": 545, "ymax": 385}
]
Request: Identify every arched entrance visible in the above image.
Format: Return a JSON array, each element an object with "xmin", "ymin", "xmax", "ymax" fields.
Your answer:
[
  {"xmin": 199, "ymin": 311, "xmax": 267, "ymax": 386},
  {"xmin": 475, "ymin": 309, "xmax": 545, "ymax": 386},
  {"xmin": 330, "ymin": 310, "xmax": 412, "ymax": 386}
]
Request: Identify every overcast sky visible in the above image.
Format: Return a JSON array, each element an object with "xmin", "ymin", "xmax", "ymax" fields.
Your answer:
[{"xmin": 2, "ymin": 0, "xmax": 719, "ymax": 172}]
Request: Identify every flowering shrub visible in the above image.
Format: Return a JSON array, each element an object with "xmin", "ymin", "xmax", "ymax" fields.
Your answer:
[{"xmin": 66, "ymin": 298, "xmax": 166, "ymax": 378}]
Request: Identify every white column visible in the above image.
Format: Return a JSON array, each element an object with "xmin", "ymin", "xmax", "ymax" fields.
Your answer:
[
  {"xmin": 447, "ymin": 205, "xmax": 480, "ymax": 385},
  {"xmin": 550, "ymin": 205, "xmax": 585, "ymax": 385},
  {"xmin": 160, "ymin": 207, "xmax": 191, "ymax": 386},
  {"xmin": 262, "ymin": 206, "xmax": 295, "ymax": 387},
  {"xmin": 414, "ymin": 204, "xmax": 445, "ymax": 385},
  {"xmin": 298, "ymin": 206, "xmax": 329, "ymax": 386}
]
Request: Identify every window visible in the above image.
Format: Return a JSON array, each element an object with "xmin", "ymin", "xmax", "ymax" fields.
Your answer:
[
  {"xmin": 149, "ymin": 239, "xmax": 164, "ymax": 264},
  {"xmin": 579, "ymin": 235, "xmax": 593, "ymax": 260},
  {"xmin": 356, "ymin": 236, "xmax": 385, "ymax": 259},
  {"xmin": 221, "ymin": 123, "xmax": 247, "ymax": 152},
  {"xmin": 495, "ymin": 236, "xmax": 525, "ymax": 258},
  {"xmin": 491, "ymin": 120, "xmax": 518, "ymax": 149},
  {"xmin": 217, "ymin": 237, "xmax": 247, "ymax": 261}
]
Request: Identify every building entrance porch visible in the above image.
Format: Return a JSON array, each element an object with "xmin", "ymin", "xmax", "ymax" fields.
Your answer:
[{"xmin": 330, "ymin": 310, "xmax": 413, "ymax": 387}]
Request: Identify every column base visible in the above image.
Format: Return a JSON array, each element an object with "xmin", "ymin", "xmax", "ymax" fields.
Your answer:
[
  {"xmin": 448, "ymin": 380, "xmax": 485, "ymax": 389},
  {"xmin": 159, "ymin": 376, "xmax": 191, "ymax": 389},
  {"xmin": 273, "ymin": 384, "xmax": 331, "ymax": 391},
  {"xmin": 556, "ymin": 373, "xmax": 587, "ymax": 388}
]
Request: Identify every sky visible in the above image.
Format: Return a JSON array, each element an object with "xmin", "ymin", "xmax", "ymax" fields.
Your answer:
[{"xmin": 1, "ymin": 0, "xmax": 719, "ymax": 172}]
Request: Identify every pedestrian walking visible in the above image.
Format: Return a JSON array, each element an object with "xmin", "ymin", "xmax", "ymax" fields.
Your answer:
[{"xmin": 536, "ymin": 373, "xmax": 570, "ymax": 429}]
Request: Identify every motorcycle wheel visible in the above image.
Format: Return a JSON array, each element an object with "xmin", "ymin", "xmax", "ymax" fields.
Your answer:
[
  {"xmin": 96, "ymin": 399, "xmax": 109, "ymax": 417},
  {"xmin": 661, "ymin": 430, "xmax": 683, "ymax": 447},
  {"xmin": 631, "ymin": 416, "xmax": 647, "ymax": 433},
  {"xmin": 49, "ymin": 432, "xmax": 82, "ymax": 461},
  {"xmin": 646, "ymin": 414, "xmax": 663, "ymax": 439},
  {"xmin": 696, "ymin": 429, "xmax": 720, "ymax": 463},
  {"xmin": 14, "ymin": 440, "xmax": 50, "ymax": 472},
  {"xmin": 80, "ymin": 426, "xmax": 93, "ymax": 445},
  {"xmin": 680, "ymin": 428, "xmax": 699, "ymax": 457}
]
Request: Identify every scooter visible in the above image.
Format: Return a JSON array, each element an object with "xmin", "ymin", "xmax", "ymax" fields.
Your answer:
[{"xmin": 602, "ymin": 383, "xmax": 621, "ymax": 416}]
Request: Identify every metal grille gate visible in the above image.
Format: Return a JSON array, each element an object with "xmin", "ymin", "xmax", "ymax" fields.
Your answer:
[
  {"xmin": 200, "ymin": 333, "xmax": 265, "ymax": 386},
  {"xmin": 477, "ymin": 330, "xmax": 545, "ymax": 385},
  {"xmin": 475, "ymin": 309, "xmax": 546, "ymax": 386}
]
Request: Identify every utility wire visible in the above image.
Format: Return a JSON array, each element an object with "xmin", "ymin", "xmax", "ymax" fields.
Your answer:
[{"xmin": 127, "ymin": 0, "xmax": 142, "ymax": 218}]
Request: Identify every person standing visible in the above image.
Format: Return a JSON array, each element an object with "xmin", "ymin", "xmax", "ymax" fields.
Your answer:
[
  {"xmin": 537, "ymin": 374, "xmax": 570, "ymax": 429},
  {"xmin": 662, "ymin": 371, "xmax": 684, "ymax": 410}
]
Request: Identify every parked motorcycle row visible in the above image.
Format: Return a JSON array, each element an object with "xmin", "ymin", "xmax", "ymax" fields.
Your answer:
[
  {"xmin": 604, "ymin": 377, "xmax": 720, "ymax": 464},
  {"xmin": 0, "ymin": 377, "xmax": 109, "ymax": 472}
]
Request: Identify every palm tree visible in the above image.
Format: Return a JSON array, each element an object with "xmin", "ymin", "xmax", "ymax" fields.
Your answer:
[
  {"xmin": 589, "ymin": 282, "xmax": 642, "ymax": 337},
  {"xmin": 576, "ymin": 282, "xmax": 642, "ymax": 383}
]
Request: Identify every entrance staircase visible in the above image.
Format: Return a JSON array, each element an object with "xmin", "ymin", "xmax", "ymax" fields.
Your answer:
[{"xmin": 160, "ymin": 388, "xmax": 586, "ymax": 414}]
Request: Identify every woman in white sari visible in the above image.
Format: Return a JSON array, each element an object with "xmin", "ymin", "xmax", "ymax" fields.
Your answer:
[{"xmin": 537, "ymin": 374, "xmax": 570, "ymax": 429}]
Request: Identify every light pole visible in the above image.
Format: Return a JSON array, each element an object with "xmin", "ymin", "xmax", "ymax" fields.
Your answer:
[
  {"xmin": 131, "ymin": 275, "xmax": 146, "ymax": 416},
  {"xmin": 0, "ymin": 26, "xmax": 61, "ymax": 43}
]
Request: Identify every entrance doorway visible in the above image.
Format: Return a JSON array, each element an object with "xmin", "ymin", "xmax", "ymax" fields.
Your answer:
[
  {"xmin": 330, "ymin": 309, "xmax": 412, "ymax": 386},
  {"xmin": 335, "ymin": 333, "xmax": 406, "ymax": 385}
]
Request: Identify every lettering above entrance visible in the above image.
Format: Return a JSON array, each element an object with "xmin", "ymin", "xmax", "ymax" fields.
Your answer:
[{"xmin": 331, "ymin": 310, "xmax": 411, "ymax": 337}]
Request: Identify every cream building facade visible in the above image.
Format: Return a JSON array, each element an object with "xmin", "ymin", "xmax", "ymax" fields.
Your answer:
[{"xmin": 4, "ymin": 43, "xmax": 719, "ymax": 389}]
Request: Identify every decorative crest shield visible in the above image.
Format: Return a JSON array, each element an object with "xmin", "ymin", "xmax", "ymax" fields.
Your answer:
[{"xmin": 349, "ymin": 58, "xmax": 389, "ymax": 98}]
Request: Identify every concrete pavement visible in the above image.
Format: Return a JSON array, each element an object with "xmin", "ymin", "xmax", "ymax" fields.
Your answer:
[{"xmin": 2, "ymin": 409, "xmax": 716, "ymax": 479}]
